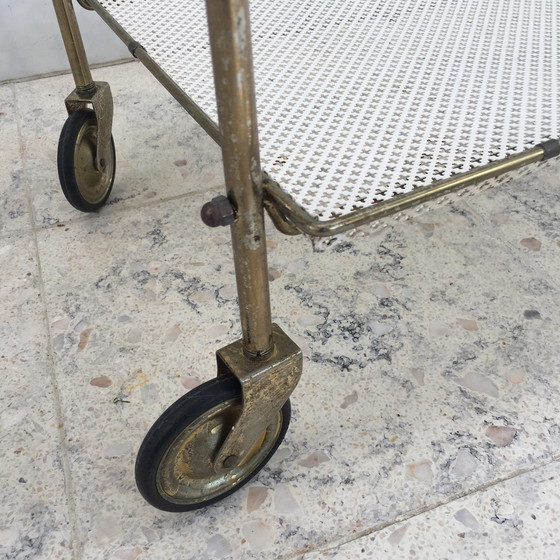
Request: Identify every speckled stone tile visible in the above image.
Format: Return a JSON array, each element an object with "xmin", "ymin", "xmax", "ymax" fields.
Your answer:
[
  {"xmin": 0, "ymin": 84, "xmax": 29, "ymax": 234},
  {"xmin": 13, "ymin": 61, "xmax": 223, "ymax": 226},
  {"xmin": 36, "ymin": 157, "xmax": 560, "ymax": 560},
  {"xmin": 0, "ymin": 232, "xmax": 72, "ymax": 559},
  {"xmin": 301, "ymin": 459, "xmax": 560, "ymax": 559},
  {"xmin": 465, "ymin": 158, "xmax": 560, "ymax": 283},
  {"xmin": 5, "ymin": 53, "xmax": 560, "ymax": 559}
]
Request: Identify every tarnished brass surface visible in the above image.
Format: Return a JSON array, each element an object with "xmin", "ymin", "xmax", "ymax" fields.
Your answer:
[
  {"xmin": 206, "ymin": 0, "xmax": 274, "ymax": 357},
  {"xmin": 263, "ymin": 197, "xmax": 302, "ymax": 236},
  {"xmin": 72, "ymin": 112, "xmax": 115, "ymax": 204},
  {"xmin": 156, "ymin": 398, "xmax": 283, "ymax": 506},
  {"xmin": 65, "ymin": 82, "xmax": 114, "ymax": 173},
  {"xmin": 52, "ymin": 0, "xmax": 94, "ymax": 89},
  {"xmin": 213, "ymin": 324, "xmax": 302, "ymax": 473},
  {"xmin": 263, "ymin": 147, "xmax": 547, "ymax": 237}
]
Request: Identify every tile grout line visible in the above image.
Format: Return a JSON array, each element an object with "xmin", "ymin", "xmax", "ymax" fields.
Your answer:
[
  {"xmin": 0, "ymin": 58, "xmax": 135, "ymax": 87},
  {"xmin": 284, "ymin": 456, "xmax": 560, "ymax": 559},
  {"xmin": 31, "ymin": 234, "xmax": 82, "ymax": 560},
  {"xmin": 52, "ymin": 183, "xmax": 223, "ymax": 229},
  {"xmin": 0, "ymin": 183, "xmax": 223, "ymax": 243},
  {"xmin": 13, "ymin": 81, "xmax": 82, "ymax": 560}
]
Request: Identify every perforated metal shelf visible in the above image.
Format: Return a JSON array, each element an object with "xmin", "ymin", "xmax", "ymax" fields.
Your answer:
[{"xmin": 94, "ymin": 0, "xmax": 558, "ymax": 222}]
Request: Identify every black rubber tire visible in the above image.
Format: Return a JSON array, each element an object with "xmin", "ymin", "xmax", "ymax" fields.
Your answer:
[
  {"xmin": 135, "ymin": 374, "xmax": 291, "ymax": 512},
  {"xmin": 57, "ymin": 108, "xmax": 115, "ymax": 212}
]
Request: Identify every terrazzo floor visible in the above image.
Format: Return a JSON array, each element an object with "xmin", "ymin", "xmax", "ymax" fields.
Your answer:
[{"xmin": 1, "ymin": 61, "xmax": 560, "ymax": 560}]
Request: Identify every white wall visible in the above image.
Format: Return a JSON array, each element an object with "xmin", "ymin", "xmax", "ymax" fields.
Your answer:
[{"xmin": 0, "ymin": 0, "xmax": 130, "ymax": 82}]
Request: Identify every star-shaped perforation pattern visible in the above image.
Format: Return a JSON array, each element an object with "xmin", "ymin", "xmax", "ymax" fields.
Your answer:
[{"xmin": 98, "ymin": 0, "xmax": 559, "ymax": 220}]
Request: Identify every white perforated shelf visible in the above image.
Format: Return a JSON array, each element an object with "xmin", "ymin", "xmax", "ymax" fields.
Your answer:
[{"xmin": 95, "ymin": 0, "xmax": 558, "ymax": 221}]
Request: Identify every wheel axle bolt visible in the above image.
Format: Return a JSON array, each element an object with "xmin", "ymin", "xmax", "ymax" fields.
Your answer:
[
  {"xmin": 223, "ymin": 455, "xmax": 239, "ymax": 469},
  {"xmin": 201, "ymin": 196, "xmax": 236, "ymax": 227}
]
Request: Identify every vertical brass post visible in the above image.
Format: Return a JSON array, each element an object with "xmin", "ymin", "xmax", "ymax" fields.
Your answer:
[
  {"xmin": 52, "ymin": 0, "xmax": 95, "ymax": 90},
  {"xmin": 205, "ymin": 0, "xmax": 273, "ymax": 357}
]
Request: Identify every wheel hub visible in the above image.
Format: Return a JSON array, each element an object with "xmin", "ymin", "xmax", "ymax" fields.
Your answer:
[
  {"xmin": 74, "ymin": 121, "xmax": 114, "ymax": 205},
  {"xmin": 156, "ymin": 398, "xmax": 281, "ymax": 506}
]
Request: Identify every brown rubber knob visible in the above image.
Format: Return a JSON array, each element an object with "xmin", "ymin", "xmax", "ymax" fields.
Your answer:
[{"xmin": 201, "ymin": 195, "xmax": 236, "ymax": 227}]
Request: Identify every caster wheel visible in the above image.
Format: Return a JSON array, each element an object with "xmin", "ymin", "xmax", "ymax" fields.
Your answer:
[
  {"xmin": 135, "ymin": 373, "xmax": 291, "ymax": 512},
  {"xmin": 57, "ymin": 108, "xmax": 115, "ymax": 212}
]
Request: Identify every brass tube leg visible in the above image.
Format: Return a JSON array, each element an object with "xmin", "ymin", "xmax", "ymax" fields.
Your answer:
[
  {"xmin": 52, "ymin": 0, "xmax": 95, "ymax": 90},
  {"xmin": 206, "ymin": 0, "xmax": 273, "ymax": 357}
]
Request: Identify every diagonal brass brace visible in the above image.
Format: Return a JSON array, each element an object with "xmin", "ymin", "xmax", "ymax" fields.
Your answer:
[
  {"xmin": 213, "ymin": 324, "xmax": 302, "ymax": 473},
  {"xmin": 64, "ymin": 81, "xmax": 114, "ymax": 174}
]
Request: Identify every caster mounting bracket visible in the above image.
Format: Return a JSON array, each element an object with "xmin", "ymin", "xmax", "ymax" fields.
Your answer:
[
  {"xmin": 64, "ymin": 81, "xmax": 113, "ymax": 173},
  {"xmin": 213, "ymin": 324, "xmax": 302, "ymax": 473}
]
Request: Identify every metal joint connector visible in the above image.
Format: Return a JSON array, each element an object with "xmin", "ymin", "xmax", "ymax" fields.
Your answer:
[
  {"xmin": 213, "ymin": 324, "xmax": 302, "ymax": 473},
  {"xmin": 127, "ymin": 41, "xmax": 144, "ymax": 58},
  {"xmin": 65, "ymin": 81, "xmax": 114, "ymax": 173},
  {"xmin": 76, "ymin": 0, "xmax": 94, "ymax": 10}
]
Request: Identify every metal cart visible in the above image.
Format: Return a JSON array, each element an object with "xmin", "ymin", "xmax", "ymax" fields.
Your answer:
[{"xmin": 52, "ymin": 0, "xmax": 559, "ymax": 511}]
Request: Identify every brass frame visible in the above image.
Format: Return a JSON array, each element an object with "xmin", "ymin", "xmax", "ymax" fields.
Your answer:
[
  {"xmin": 52, "ymin": 0, "xmax": 94, "ymax": 90},
  {"xmin": 263, "ymin": 147, "xmax": 548, "ymax": 237},
  {"xmin": 53, "ymin": 0, "xmax": 303, "ymax": 470},
  {"xmin": 52, "ymin": 0, "xmax": 558, "ymax": 475},
  {"xmin": 70, "ymin": 0, "xmax": 557, "ymax": 238},
  {"xmin": 205, "ymin": 0, "xmax": 272, "ymax": 359}
]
